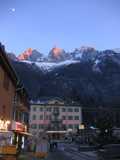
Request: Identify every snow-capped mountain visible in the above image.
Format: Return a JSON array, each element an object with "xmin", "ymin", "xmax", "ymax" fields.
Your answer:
[
  {"xmin": 70, "ymin": 46, "xmax": 97, "ymax": 61},
  {"xmin": 112, "ymin": 48, "xmax": 120, "ymax": 53},
  {"xmin": 9, "ymin": 46, "xmax": 120, "ymax": 107},
  {"xmin": 48, "ymin": 47, "xmax": 67, "ymax": 62},
  {"xmin": 17, "ymin": 46, "xmax": 99, "ymax": 72},
  {"xmin": 18, "ymin": 48, "xmax": 45, "ymax": 62},
  {"xmin": 21, "ymin": 59, "xmax": 79, "ymax": 72},
  {"xmin": 8, "ymin": 46, "xmax": 120, "ymax": 73}
]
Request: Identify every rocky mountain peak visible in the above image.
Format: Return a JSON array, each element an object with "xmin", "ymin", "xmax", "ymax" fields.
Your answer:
[
  {"xmin": 79, "ymin": 46, "xmax": 96, "ymax": 53},
  {"xmin": 48, "ymin": 46, "xmax": 67, "ymax": 62},
  {"xmin": 18, "ymin": 48, "xmax": 33, "ymax": 60}
]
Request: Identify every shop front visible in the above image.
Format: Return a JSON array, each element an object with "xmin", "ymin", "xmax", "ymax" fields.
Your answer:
[
  {"xmin": 0, "ymin": 119, "xmax": 17, "ymax": 159},
  {"xmin": 11, "ymin": 121, "xmax": 32, "ymax": 151}
]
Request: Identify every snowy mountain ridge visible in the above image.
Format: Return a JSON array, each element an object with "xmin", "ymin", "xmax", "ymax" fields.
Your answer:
[
  {"xmin": 22, "ymin": 59, "xmax": 80, "ymax": 72},
  {"xmin": 8, "ymin": 46, "xmax": 120, "ymax": 73}
]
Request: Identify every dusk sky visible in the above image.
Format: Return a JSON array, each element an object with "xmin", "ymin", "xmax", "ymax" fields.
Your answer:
[{"xmin": 0, "ymin": 0, "xmax": 120, "ymax": 55}]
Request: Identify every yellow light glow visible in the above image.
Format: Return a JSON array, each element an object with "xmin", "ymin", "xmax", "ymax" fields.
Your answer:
[
  {"xmin": 0, "ymin": 119, "xmax": 11, "ymax": 131},
  {"xmin": 79, "ymin": 124, "xmax": 85, "ymax": 129}
]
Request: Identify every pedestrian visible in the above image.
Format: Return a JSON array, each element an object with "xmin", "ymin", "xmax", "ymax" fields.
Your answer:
[{"xmin": 54, "ymin": 142, "xmax": 58, "ymax": 149}]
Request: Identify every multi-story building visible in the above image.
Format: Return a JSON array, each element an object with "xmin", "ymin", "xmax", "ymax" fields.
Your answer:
[
  {"xmin": 29, "ymin": 98, "xmax": 82, "ymax": 137},
  {"xmin": 0, "ymin": 44, "xmax": 30, "ymax": 149}
]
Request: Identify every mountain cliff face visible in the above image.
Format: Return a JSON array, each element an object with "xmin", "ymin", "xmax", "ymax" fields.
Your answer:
[
  {"xmin": 9, "ymin": 46, "xmax": 120, "ymax": 107},
  {"xmin": 48, "ymin": 47, "xmax": 70, "ymax": 62}
]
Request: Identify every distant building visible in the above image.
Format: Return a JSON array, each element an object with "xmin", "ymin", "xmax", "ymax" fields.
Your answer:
[
  {"xmin": 0, "ymin": 44, "xmax": 30, "ymax": 149},
  {"xmin": 29, "ymin": 98, "xmax": 82, "ymax": 136}
]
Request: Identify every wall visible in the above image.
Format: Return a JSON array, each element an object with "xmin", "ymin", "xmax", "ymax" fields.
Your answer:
[{"xmin": 0, "ymin": 65, "xmax": 15, "ymax": 120}]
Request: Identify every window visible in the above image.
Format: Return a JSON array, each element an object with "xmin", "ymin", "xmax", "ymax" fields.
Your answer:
[
  {"xmin": 39, "ymin": 115, "xmax": 43, "ymax": 120},
  {"xmin": 68, "ymin": 124, "xmax": 73, "ymax": 129},
  {"xmin": 74, "ymin": 108, "xmax": 79, "ymax": 112},
  {"xmin": 39, "ymin": 124, "xmax": 44, "ymax": 129},
  {"xmin": 62, "ymin": 108, "xmax": 66, "ymax": 112},
  {"xmin": 62, "ymin": 116, "xmax": 66, "ymax": 120},
  {"xmin": 31, "ymin": 124, "xmax": 37, "ymax": 129},
  {"xmin": 46, "ymin": 108, "xmax": 49, "ymax": 111},
  {"xmin": 68, "ymin": 108, "xmax": 73, "ymax": 112},
  {"xmin": 74, "ymin": 116, "xmax": 79, "ymax": 120},
  {"xmin": 46, "ymin": 107, "xmax": 51, "ymax": 112},
  {"xmin": 32, "ymin": 114, "xmax": 36, "ymax": 120},
  {"xmin": 74, "ymin": 124, "xmax": 79, "ymax": 129},
  {"xmin": 49, "ymin": 107, "xmax": 52, "ymax": 112},
  {"xmin": 33, "ymin": 107, "xmax": 37, "ymax": 112},
  {"xmin": 39, "ymin": 107, "xmax": 43, "ymax": 112},
  {"xmin": 3, "ymin": 71, "xmax": 9, "ymax": 90},
  {"xmin": 68, "ymin": 116, "xmax": 73, "ymax": 120},
  {"xmin": 49, "ymin": 115, "xmax": 51, "ymax": 120},
  {"xmin": 45, "ymin": 115, "xmax": 49, "ymax": 120}
]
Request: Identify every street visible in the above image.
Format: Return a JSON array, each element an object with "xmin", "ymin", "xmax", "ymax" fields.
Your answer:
[
  {"xmin": 18, "ymin": 142, "xmax": 98, "ymax": 160},
  {"xmin": 58, "ymin": 143, "xmax": 97, "ymax": 160}
]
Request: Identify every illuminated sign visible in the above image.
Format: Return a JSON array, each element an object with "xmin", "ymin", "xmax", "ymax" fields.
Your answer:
[
  {"xmin": 11, "ymin": 121, "xmax": 27, "ymax": 132},
  {"xmin": 0, "ymin": 120, "xmax": 10, "ymax": 131}
]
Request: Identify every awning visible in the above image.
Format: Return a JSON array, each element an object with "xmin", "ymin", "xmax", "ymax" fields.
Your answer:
[
  {"xmin": 20, "ymin": 132, "xmax": 33, "ymax": 136},
  {"xmin": 14, "ymin": 131, "xmax": 33, "ymax": 136}
]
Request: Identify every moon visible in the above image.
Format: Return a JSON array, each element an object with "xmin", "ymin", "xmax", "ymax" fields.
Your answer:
[{"xmin": 10, "ymin": 8, "xmax": 16, "ymax": 12}]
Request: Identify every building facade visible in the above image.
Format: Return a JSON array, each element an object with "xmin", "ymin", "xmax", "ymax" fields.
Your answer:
[
  {"xmin": 0, "ymin": 44, "xmax": 30, "ymax": 149},
  {"xmin": 29, "ymin": 99, "xmax": 82, "ymax": 136},
  {"xmin": 0, "ymin": 45, "xmax": 17, "ymax": 121}
]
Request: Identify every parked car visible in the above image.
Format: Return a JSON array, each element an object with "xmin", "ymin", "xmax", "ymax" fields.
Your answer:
[{"xmin": 97, "ymin": 144, "xmax": 120, "ymax": 160}]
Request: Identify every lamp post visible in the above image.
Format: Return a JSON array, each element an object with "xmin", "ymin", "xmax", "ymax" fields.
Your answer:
[{"xmin": 79, "ymin": 124, "xmax": 85, "ymax": 144}]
